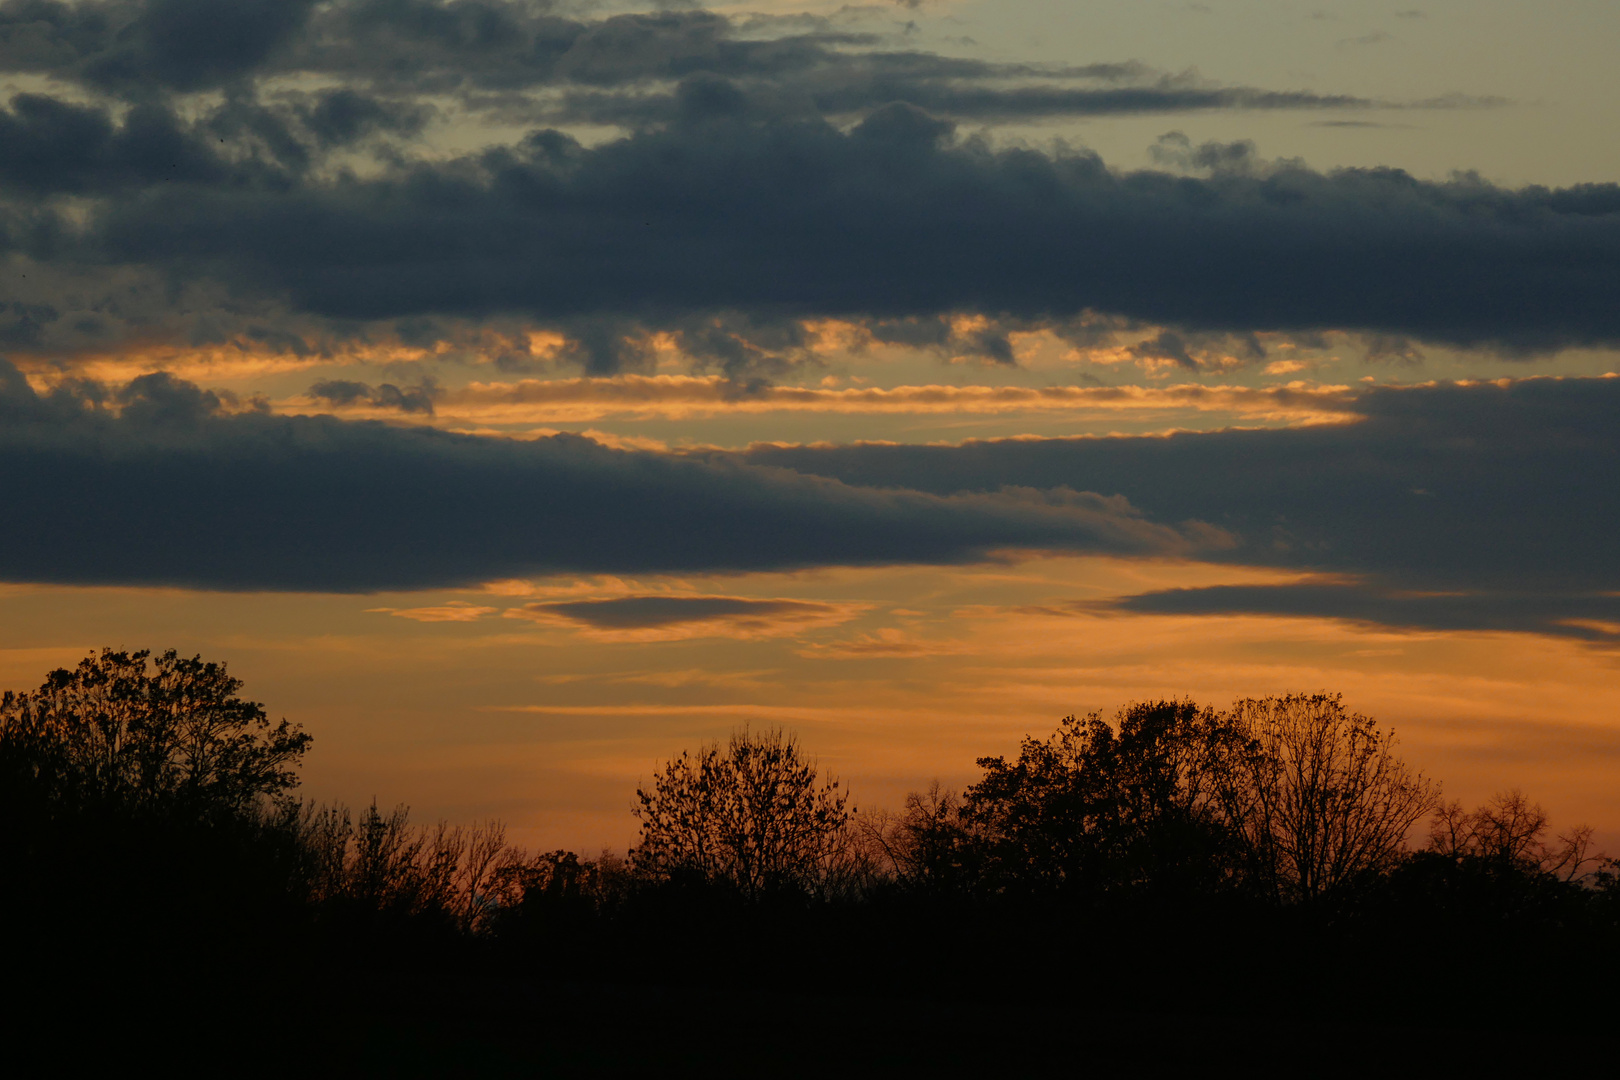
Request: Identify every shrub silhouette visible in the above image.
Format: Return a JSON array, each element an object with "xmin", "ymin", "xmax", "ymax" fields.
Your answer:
[
  {"xmin": 856, "ymin": 782, "xmax": 987, "ymax": 897},
  {"xmin": 295, "ymin": 800, "xmax": 528, "ymax": 931}
]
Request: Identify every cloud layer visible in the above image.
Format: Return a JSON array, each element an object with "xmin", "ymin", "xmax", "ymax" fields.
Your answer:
[
  {"xmin": 0, "ymin": 359, "xmax": 1203, "ymax": 590},
  {"xmin": 289, "ymin": 373, "xmax": 1355, "ymax": 425},
  {"xmin": 8, "ymin": 105, "xmax": 1616, "ymax": 357},
  {"xmin": 733, "ymin": 375, "xmax": 1620, "ymax": 633},
  {"xmin": 0, "ymin": 0, "xmax": 1599, "ymax": 366},
  {"xmin": 507, "ymin": 594, "xmax": 861, "ymax": 641},
  {"xmin": 1090, "ymin": 583, "xmax": 1620, "ymax": 644},
  {"xmin": 0, "ymin": 1, "xmax": 1393, "ymax": 120},
  {"xmin": 4, "ymin": 358, "xmax": 1613, "ymax": 642}
]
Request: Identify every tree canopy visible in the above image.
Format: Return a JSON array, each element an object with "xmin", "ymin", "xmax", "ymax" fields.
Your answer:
[
  {"xmin": 949, "ymin": 695, "xmax": 1439, "ymax": 904},
  {"xmin": 632, "ymin": 726, "xmax": 850, "ymax": 900},
  {"xmin": 0, "ymin": 647, "xmax": 310, "ymax": 814},
  {"xmin": 963, "ymin": 699, "xmax": 1247, "ymax": 897}
]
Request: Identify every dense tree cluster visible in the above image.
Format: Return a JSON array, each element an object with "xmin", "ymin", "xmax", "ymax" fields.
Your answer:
[{"xmin": 5, "ymin": 648, "xmax": 1618, "ymax": 1064}]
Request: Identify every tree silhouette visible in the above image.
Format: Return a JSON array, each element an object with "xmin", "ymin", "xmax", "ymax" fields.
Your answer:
[
  {"xmin": 1222, "ymin": 693, "xmax": 1437, "ymax": 903},
  {"xmin": 632, "ymin": 726, "xmax": 849, "ymax": 901},
  {"xmin": 0, "ymin": 647, "xmax": 309, "ymax": 814},
  {"xmin": 963, "ymin": 699, "xmax": 1248, "ymax": 897},
  {"xmin": 856, "ymin": 782, "xmax": 986, "ymax": 896},
  {"xmin": 1429, "ymin": 789, "xmax": 1597, "ymax": 881},
  {"xmin": 1, "ymin": 648, "xmax": 317, "ymax": 1030}
]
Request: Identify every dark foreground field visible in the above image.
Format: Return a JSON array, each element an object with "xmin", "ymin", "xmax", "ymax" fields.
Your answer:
[{"xmin": 14, "ymin": 919, "xmax": 1587, "ymax": 1078}]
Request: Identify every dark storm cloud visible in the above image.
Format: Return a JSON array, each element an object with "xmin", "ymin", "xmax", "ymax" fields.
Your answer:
[
  {"xmin": 293, "ymin": 5, "xmax": 832, "ymax": 96},
  {"xmin": 298, "ymin": 88, "xmax": 432, "ymax": 147},
  {"xmin": 0, "ymin": 88, "xmax": 416, "ymax": 199},
  {"xmin": 547, "ymin": 72, "xmax": 1379, "ymax": 130},
  {"xmin": 806, "ymin": 82, "xmax": 1378, "ymax": 121},
  {"xmin": 0, "ymin": 0, "xmax": 321, "ymax": 93},
  {"xmin": 0, "ymin": 359, "xmax": 1203, "ymax": 591},
  {"xmin": 0, "ymin": 3, "xmax": 1558, "ymax": 358},
  {"xmin": 0, "ymin": 93, "xmax": 231, "ymax": 196},
  {"xmin": 307, "ymin": 377, "xmax": 439, "ymax": 414},
  {"xmin": 732, "ymin": 376, "xmax": 1620, "ymax": 613},
  {"xmin": 23, "ymin": 110, "xmax": 1607, "ymax": 352},
  {"xmin": 0, "ymin": 299, "xmax": 59, "ymax": 345}
]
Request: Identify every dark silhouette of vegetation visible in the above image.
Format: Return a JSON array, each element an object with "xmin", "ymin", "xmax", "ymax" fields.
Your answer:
[
  {"xmin": 958, "ymin": 699, "xmax": 1246, "ymax": 899},
  {"xmin": 631, "ymin": 726, "xmax": 852, "ymax": 901},
  {"xmin": 6, "ymin": 648, "xmax": 1619, "ymax": 1067},
  {"xmin": 1428, "ymin": 787, "xmax": 1597, "ymax": 880},
  {"xmin": 1225, "ymin": 692, "xmax": 1439, "ymax": 903},
  {"xmin": 1, "ymin": 647, "xmax": 309, "ymax": 813}
]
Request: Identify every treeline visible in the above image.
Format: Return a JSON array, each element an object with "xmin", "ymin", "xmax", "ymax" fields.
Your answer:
[{"xmin": 5, "ymin": 649, "xmax": 1619, "ymax": 1062}]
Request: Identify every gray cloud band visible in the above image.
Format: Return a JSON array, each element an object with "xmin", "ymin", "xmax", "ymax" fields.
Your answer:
[
  {"xmin": 4, "ymin": 103, "xmax": 1615, "ymax": 352},
  {"xmin": 1086, "ymin": 585, "xmax": 1620, "ymax": 644},
  {"xmin": 0, "ymin": 0, "xmax": 1391, "ymax": 113},
  {"xmin": 0, "ymin": 360, "xmax": 1204, "ymax": 591},
  {"xmin": 2, "ymin": 3, "xmax": 1582, "ymax": 358},
  {"xmin": 2, "ymin": 364, "xmax": 1613, "ymax": 639},
  {"xmin": 734, "ymin": 376, "xmax": 1620, "ymax": 608}
]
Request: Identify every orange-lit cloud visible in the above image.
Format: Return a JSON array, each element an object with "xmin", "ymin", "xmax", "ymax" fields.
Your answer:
[
  {"xmin": 368, "ymin": 601, "xmax": 500, "ymax": 622},
  {"xmin": 279, "ymin": 375, "xmax": 1357, "ymax": 426},
  {"xmin": 13, "ymin": 325, "xmax": 554, "ymax": 388},
  {"xmin": 796, "ymin": 627, "xmax": 972, "ymax": 659}
]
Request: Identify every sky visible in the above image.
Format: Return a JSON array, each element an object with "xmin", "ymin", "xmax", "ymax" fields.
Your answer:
[{"xmin": 2, "ymin": 0, "xmax": 1617, "ymax": 852}]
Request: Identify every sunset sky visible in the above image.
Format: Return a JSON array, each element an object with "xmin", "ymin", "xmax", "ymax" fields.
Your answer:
[{"xmin": 2, "ymin": 0, "xmax": 1617, "ymax": 853}]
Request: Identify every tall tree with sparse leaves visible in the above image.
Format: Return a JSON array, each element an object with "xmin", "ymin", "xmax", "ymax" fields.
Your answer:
[
  {"xmin": 1221, "ymin": 693, "xmax": 1437, "ymax": 904},
  {"xmin": 633, "ymin": 727, "xmax": 849, "ymax": 901}
]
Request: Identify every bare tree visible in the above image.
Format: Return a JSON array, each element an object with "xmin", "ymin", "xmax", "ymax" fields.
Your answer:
[
  {"xmin": 1429, "ymin": 789, "xmax": 1599, "ymax": 882},
  {"xmin": 348, "ymin": 800, "xmax": 428, "ymax": 909},
  {"xmin": 288, "ymin": 800, "xmax": 535, "ymax": 926},
  {"xmin": 457, "ymin": 820, "xmax": 522, "ymax": 928},
  {"xmin": 632, "ymin": 726, "xmax": 850, "ymax": 900},
  {"xmin": 852, "ymin": 782, "xmax": 988, "ymax": 896},
  {"xmin": 1222, "ymin": 693, "xmax": 1438, "ymax": 903}
]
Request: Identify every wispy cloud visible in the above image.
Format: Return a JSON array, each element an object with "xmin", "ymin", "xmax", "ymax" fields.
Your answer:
[
  {"xmin": 795, "ymin": 627, "xmax": 970, "ymax": 658},
  {"xmin": 367, "ymin": 601, "xmax": 497, "ymax": 622}
]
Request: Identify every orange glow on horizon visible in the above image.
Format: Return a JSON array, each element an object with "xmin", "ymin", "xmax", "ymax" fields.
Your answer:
[{"xmin": 2, "ymin": 556, "xmax": 1615, "ymax": 856}]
